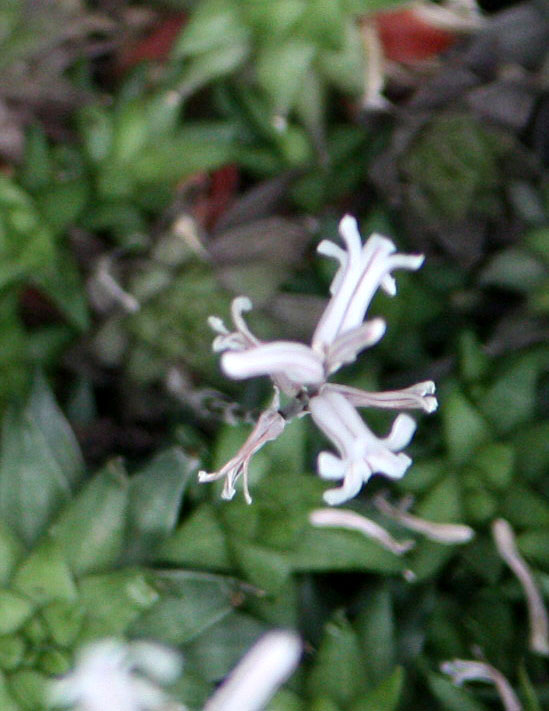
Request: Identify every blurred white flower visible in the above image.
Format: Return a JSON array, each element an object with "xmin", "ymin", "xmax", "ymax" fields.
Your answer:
[
  {"xmin": 51, "ymin": 633, "xmax": 301, "ymax": 711},
  {"xmin": 50, "ymin": 639, "xmax": 182, "ymax": 711},
  {"xmin": 203, "ymin": 630, "xmax": 301, "ymax": 711},
  {"xmin": 202, "ymin": 215, "xmax": 436, "ymax": 505}
]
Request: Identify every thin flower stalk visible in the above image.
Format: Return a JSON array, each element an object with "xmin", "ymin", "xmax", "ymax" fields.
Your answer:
[
  {"xmin": 201, "ymin": 215, "xmax": 436, "ymax": 505},
  {"xmin": 492, "ymin": 518, "xmax": 549, "ymax": 656},
  {"xmin": 441, "ymin": 659, "xmax": 522, "ymax": 711},
  {"xmin": 309, "ymin": 508, "xmax": 414, "ymax": 555},
  {"xmin": 374, "ymin": 493, "xmax": 475, "ymax": 544}
]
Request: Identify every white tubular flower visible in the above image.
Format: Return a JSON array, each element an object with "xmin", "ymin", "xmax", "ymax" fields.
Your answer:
[
  {"xmin": 203, "ymin": 630, "xmax": 301, "ymax": 711},
  {"xmin": 201, "ymin": 215, "xmax": 436, "ymax": 504},
  {"xmin": 198, "ymin": 390, "xmax": 285, "ymax": 504},
  {"xmin": 49, "ymin": 639, "xmax": 181, "ymax": 711},
  {"xmin": 309, "ymin": 389, "xmax": 416, "ymax": 506},
  {"xmin": 312, "ymin": 215, "xmax": 424, "ymax": 353}
]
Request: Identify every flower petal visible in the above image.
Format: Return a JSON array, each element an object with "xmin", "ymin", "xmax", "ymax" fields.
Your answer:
[{"xmin": 221, "ymin": 342, "xmax": 324, "ymax": 385}]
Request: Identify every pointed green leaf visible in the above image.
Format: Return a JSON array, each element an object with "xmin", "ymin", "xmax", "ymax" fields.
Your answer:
[
  {"xmin": 185, "ymin": 611, "xmax": 267, "ymax": 681},
  {"xmin": 0, "ymin": 591, "xmax": 34, "ymax": 635},
  {"xmin": 125, "ymin": 448, "xmax": 196, "ymax": 564},
  {"xmin": 443, "ymin": 390, "xmax": 491, "ymax": 465},
  {"xmin": 12, "ymin": 539, "xmax": 77, "ymax": 604},
  {"xmin": 427, "ymin": 672, "xmax": 489, "ymax": 711},
  {"xmin": 78, "ymin": 569, "xmax": 159, "ymax": 640},
  {"xmin": 355, "ymin": 585, "xmax": 395, "ymax": 686},
  {"xmin": 159, "ymin": 504, "xmax": 231, "ymax": 571},
  {"xmin": 27, "ymin": 374, "xmax": 84, "ymax": 488},
  {"xmin": 481, "ymin": 355, "xmax": 539, "ymax": 434},
  {"xmin": 307, "ymin": 611, "xmax": 366, "ymax": 707},
  {"xmin": 7, "ymin": 669, "xmax": 49, "ymax": 711},
  {"xmin": 0, "ymin": 671, "xmax": 18, "ymax": 711},
  {"xmin": 0, "ymin": 379, "xmax": 83, "ymax": 545},
  {"xmin": 231, "ymin": 540, "xmax": 292, "ymax": 593},
  {"xmin": 0, "ymin": 522, "xmax": 24, "ymax": 585},
  {"xmin": 129, "ymin": 570, "xmax": 236, "ymax": 645},
  {"xmin": 351, "ymin": 666, "xmax": 404, "ymax": 711},
  {"xmin": 257, "ymin": 40, "xmax": 315, "ymax": 115},
  {"xmin": 292, "ymin": 526, "xmax": 404, "ymax": 574},
  {"xmin": 49, "ymin": 460, "xmax": 128, "ymax": 576}
]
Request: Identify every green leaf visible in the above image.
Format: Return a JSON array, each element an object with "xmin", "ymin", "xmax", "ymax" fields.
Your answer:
[
  {"xmin": 177, "ymin": 42, "xmax": 250, "ymax": 96},
  {"xmin": 443, "ymin": 390, "xmax": 491, "ymax": 465},
  {"xmin": 159, "ymin": 503, "xmax": 231, "ymax": 570},
  {"xmin": 0, "ymin": 635, "xmax": 25, "ymax": 671},
  {"xmin": 472, "ymin": 443, "xmax": 514, "ymax": 490},
  {"xmin": 34, "ymin": 179, "xmax": 88, "ymax": 232},
  {"xmin": 500, "ymin": 483, "xmax": 549, "ymax": 528},
  {"xmin": 20, "ymin": 125, "xmax": 51, "ymax": 191},
  {"xmin": 517, "ymin": 528, "xmax": 549, "ymax": 569},
  {"xmin": 0, "ymin": 522, "xmax": 24, "ymax": 585},
  {"xmin": 42, "ymin": 600, "xmax": 85, "ymax": 648},
  {"xmin": 173, "ymin": 0, "xmax": 248, "ymax": 56},
  {"xmin": 26, "ymin": 374, "xmax": 84, "ymax": 488},
  {"xmin": 308, "ymin": 611, "xmax": 366, "ymax": 707},
  {"xmin": 291, "ymin": 526, "xmax": 405, "ymax": 574},
  {"xmin": 481, "ymin": 354, "xmax": 539, "ymax": 434},
  {"xmin": 12, "ymin": 539, "xmax": 77, "ymax": 604},
  {"xmin": 129, "ymin": 570, "xmax": 237, "ymax": 645},
  {"xmin": 298, "ymin": 0, "xmax": 344, "ymax": 48},
  {"xmin": 48, "ymin": 460, "xmax": 128, "ymax": 576},
  {"xmin": 0, "ymin": 175, "xmax": 55, "ymax": 290},
  {"xmin": 7, "ymin": 669, "xmax": 48, "ymax": 711},
  {"xmin": 317, "ymin": 20, "xmax": 365, "ymax": 94},
  {"xmin": 185, "ymin": 611, "xmax": 267, "ymax": 681},
  {"xmin": 0, "ymin": 671, "xmax": 17, "ymax": 711},
  {"xmin": 427, "ymin": 673, "xmax": 489, "ymax": 711},
  {"xmin": 513, "ymin": 421, "xmax": 549, "ymax": 482},
  {"xmin": 37, "ymin": 249, "xmax": 89, "ymax": 331},
  {"xmin": 257, "ymin": 39, "xmax": 315, "ymax": 116},
  {"xmin": 355, "ymin": 585, "xmax": 395, "ymax": 686},
  {"xmin": 231, "ymin": 540, "xmax": 292, "ymax": 593},
  {"xmin": 518, "ymin": 663, "xmax": 542, "ymax": 711},
  {"xmin": 77, "ymin": 104, "xmax": 113, "ymax": 164},
  {"xmin": 0, "ymin": 590, "xmax": 34, "ymax": 635},
  {"xmin": 125, "ymin": 448, "xmax": 196, "ymax": 564},
  {"xmin": 479, "ymin": 249, "xmax": 546, "ymax": 293},
  {"xmin": 350, "ymin": 666, "xmax": 404, "ymax": 711},
  {"xmin": 130, "ymin": 132, "xmax": 235, "ymax": 184},
  {"xmin": 78, "ymin": 569, "xmax": 159, "ymax": 640},
  {"xmin": 0, "ymin": 377, "xmax": 83, "ymax": 546},
  {"xmin": 111, "ymin": 99, "xmax": 149, "ymax": 164}
]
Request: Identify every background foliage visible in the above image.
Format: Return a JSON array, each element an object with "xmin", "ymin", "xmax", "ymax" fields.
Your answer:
[{"xmin": 0, "ymin": 0, "xmax": 548, "ymax": 709}]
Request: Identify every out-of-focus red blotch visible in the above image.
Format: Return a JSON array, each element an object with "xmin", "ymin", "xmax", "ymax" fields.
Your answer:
[
  {"xmin": 374, "ymin": 8, "xmax": 456, "ymax": 62},
  {"xmin": 193, "ymin": 164, "xmax": 240, "ymax": 230},
  {"xmin": 117, "ymin": 12, "xmax": 187, "ymax": 73}
]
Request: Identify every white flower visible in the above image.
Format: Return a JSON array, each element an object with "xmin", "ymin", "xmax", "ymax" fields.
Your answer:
[
  {"xmin": 309, "ymin": 389, "xmax": 416, "ymax": 505},
  {"xmin": 50, "ymin": 633, "xmax": 301, "ymax": 711},
  {"xmin": 311, "ymin": 215, "xmax": 424, "ymax": 354},
  {"xmin": 49, "ymin": 639, "xmax": 182, "ymax": 711},
  {"xmin": 203, "ymin": 630, "xmax": 301, "ymax": 711},
  {"xmin": 201, "ymin": 215, "xmax": 436, "ymax": 505}
]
